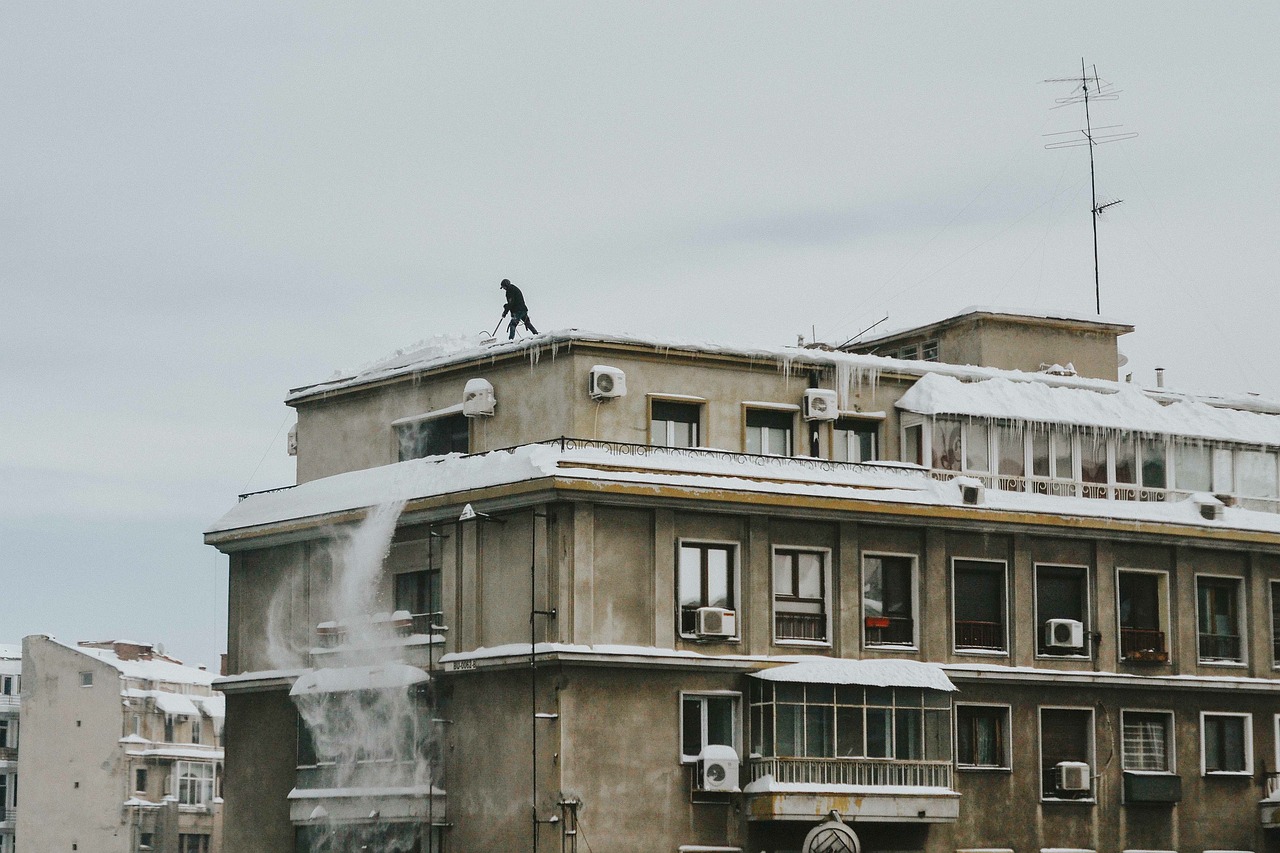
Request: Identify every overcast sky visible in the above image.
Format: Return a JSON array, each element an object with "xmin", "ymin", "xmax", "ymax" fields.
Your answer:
[{"xmin": 3, "ymin": 3, "xmax": 1278, "ymax": 668}]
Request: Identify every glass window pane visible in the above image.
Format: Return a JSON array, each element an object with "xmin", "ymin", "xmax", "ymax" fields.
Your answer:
[
  {"xmin": 866, "ymin": 688, "xmax": 894, "ymax": 706},
  {"xmin": 773, "ymin": 553, "xmax": 792, "ymax": 597},
  {"xmin": 1052, "ymin": 429, "xmax": 1074, "ymax": 479},
  {"xmin": 678, "ymin": 547, "xmax": 701, "ymax": 607},
  {"xmin": 682, "ymin": 699, "xmax": 701, "ymax": 757},
  {"xmin": 776, "ymin": 683, "xmax": 804, "ymax": 703},
  {"xmin": 797, "ymin": 553, "xmax": 822, "ymax": 598},
  {"xmin": 966, "ymin": 422, "xmax": 990, "ymax": 472},
  {"xmin": 1140, "ymin": 439, "xmax": 1167, "ymax": 489},
  {"xmin": 707, "ymin": 550, "xmax": 729, "ymax": 608},
  {"xmin": 1081, "ymin": 433, "xmax": 1107, "ymax": 483},
  {"xmin": 997, "ymin": 425, "xmax": 1024, "ymax": 476},
  {"xmin": 904, "ymin": 424, "xmax": 922, "ymax": 466},
  {"xmin": 746, "ymin": 428, "xmax": 762, "ymax": 455},
  {"xmin": 806, "ymin": 684, "xmax": 834, "ymax": 705},
  {"xmin": 933, "ymin": 419, "xmax": 962, "ymax": 470},
  {"xmin": 836, "ymin": 685, "xmax": 862, "ymax": 706},
  {"xmin": 1115, "ymin": 434, "xmax": 1137, "ymax": 484},
  {"xmin": 1236, "ymin": 450, "xmax": 1278, "ymax": 498},
  {"xmin": 866, "ymin": 708, "xmax": 892, "ymax": 757},
  {"xmin": 805, "ymin": 706, "xmax": 832, "ymax": 757},
  {"xmin": 705, "ymin": 697, "xmax": 734, "ymax": 747},
  {"xmin": 1174, "ymin": 442, "xmax": 1212, "ymax": 492},
  {"xmin": 895, "ymin": 708, "xmax": 923, "ymax": 759},
  {"xmin": 863, "ymin": 558, "xmax": 884, "ymax": 618},
  {"xmin": 1032, "ymin": 430, "xmax": 1050, "ymax": 477},
  {"xmin": 836, "ymin": 706, "xmax": 864, "ymax": 757},
  {"xmin": 776, "ymin": 703, "xmax": 802, "ymax": 756}
]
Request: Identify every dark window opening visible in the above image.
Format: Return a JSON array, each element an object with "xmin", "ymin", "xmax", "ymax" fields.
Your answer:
[
  {"xmin": 746, "ymin": 409, "xmax": 794, "ymax": 456},
  {"xmin": 396, "ymin": 413, "xmax": 469, "ymax": 461},
  {"xmin": 1036, "ymin": 565, "xmax": 1088, "ymax": 656},
  {"xmin": 863, "ymin": 555, "xmax": 914, "ymax": 647},
  {"xmin": 956, "ymin": 705, "xmax": 1008, "ymax": 768},
  {"xmin": 953, "ymin": 560, "xmax": 1006, "ymax": 652},
  {"xmin": 651, "ymin": 400, "xmax": 701, "ymax": 448},
  {"xmin": 1119, "ymin": 572, "xmax": 1166, "ymax": 662},
  {"xmin": 1040, "ymin": 708, "xmax": 1093, "ymax": 799}
]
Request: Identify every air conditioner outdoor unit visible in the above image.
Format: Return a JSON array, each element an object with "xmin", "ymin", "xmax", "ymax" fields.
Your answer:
[
  {"xmin": 1056, "ymin": 760, "xmax": 1091, "ymax": 792},
  {"xmin": 698, "ymin": 745, "xmax": 740, "ymax": 792},
  {"xmin": 462, "ymin": 378, "xmax": 497, "ymax": 417},
  {"xmin": 695, "ymin": 606, "xmax": 737, "ymax": 638},
  {"xmin": 589, "ymin": 365, "xmax": 626, "ymax": 400},
  {"xmin": 802, "ymin": 388, "xmax": 838, "ymax": 421},
  {"xmin": 1045, "ymin": 618, "xmax": 1085, "ymax": 650}
]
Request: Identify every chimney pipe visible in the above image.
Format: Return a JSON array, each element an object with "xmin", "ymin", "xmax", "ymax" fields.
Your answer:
[{"xmin": 1155, "ymin": 367, "xmax": 1165, "ymax": 389}]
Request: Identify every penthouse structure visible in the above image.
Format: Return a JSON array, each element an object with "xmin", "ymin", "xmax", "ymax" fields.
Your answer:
[{"xmin": 210, "ymin": 309, "xmax": 1280, "ymax": 852}]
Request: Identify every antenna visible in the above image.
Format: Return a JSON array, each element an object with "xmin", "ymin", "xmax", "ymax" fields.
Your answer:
[{"xmin": 1043, "ymin": 60, "xmax": 1137, "ymax": 315}]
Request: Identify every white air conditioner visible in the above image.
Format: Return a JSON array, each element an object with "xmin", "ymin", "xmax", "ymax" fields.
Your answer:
[
  {"xmin": 1056, "ymin": 760, "xmax": 1091, "ymax": 792},
  {"xmin": 589, "ymin": 365, "xmax": 626, "ymax": 400},
  {"xmin": 462, "ymin": 378, "xmax": 496, "ymax": 417},
  {"xmin": 695, "ymin": 606, "xmax": 737, "ymax": 638},
  {"xmin": 1044, "ymin": 618, "xmax": 1085, "ymax": 650},
  {"xmin": 802, "ymin": 388, "xmax": 838, "ymax": 421},
  {"xmin": 698, "ymin": 744, "xmax": 740, "ymax": 792}
]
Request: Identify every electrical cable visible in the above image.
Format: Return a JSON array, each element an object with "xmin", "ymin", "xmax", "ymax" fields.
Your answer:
[{"xmin": 241, "ymin": 410, "xmax": 292, "ymax": 494}]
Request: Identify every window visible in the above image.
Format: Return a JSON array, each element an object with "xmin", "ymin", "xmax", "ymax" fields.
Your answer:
[
  {"xmin": 922, "ymin": 340, "xmax": 939, "ymax": 362},
  {"xmin": 680, "ymin": 693, "xmax": 740, "ymax": 762},
  {"xmin": 965, "ymin": 421, "xmax": 990, "ymax": 473},
  {"xmin": 1173, "ymin": 441, "xmax": 1212, "ymax": 492},
  {"xmin": 0, "ymin": 719, "xmax": 11, "ymax": 749},
  {"xmin": 1122, "ymin": 711, "xmax": 1174, "ymax": 772},
  {"xmin": 1272, "ymin": 580, "xmax": 1280, "ymax": 668},
  {"xmin": 1118, "ymin": 571, "xmax": 1168, "ymax": 662},
  {"xmin": 833, "ymin": 418, "xmax": 878, "ymax": 462},
  {"xmin": 1201, "ymin": 712, "xmax": 1251, "ymax": 774},
  {"xmin": 179, "ymin": 835, "xmax": 211, "ymax": 853},
  {"xmin": 651, "ymin": 400, "xmax": 701, "ymax": 448},
  {"xmin": 0, "ymin": 676, "xmax": 15, "ymax": 695},
  {"xmin": 996, "ymin": 424, "xmax": 1025, "ymax": 478},
  {"xmin": 139, "ymin": 833, "xmax": 154, "ymax": 850},
  {"xmin": 164, "ymin": 715, "xmax": 175, "ymax": 743},
  {"xmin": 79, "ymin": 671, "xmax": 94, "ymax": 687},
  {"xmin": 176, "ymin": 761, "xmax": 215, "ymax": 805},
  {"xmin": 1035, "ymin": 564, "xmax": 1089, "ymax": 657},
  {"xmin": 750, "ymin": 682, "xmax": 950, "ymax": 762},
  {"xmin": 395, "ymin": 569, "xmax": 442, "ymax": 620},
  {"xmin": 745, "ymin": 408, "xmax": 793, "ymax": 456},
  {"xmin": 899, "ymin": 344, "xmax": 919, "ymax": 360},
  {"xmin": 190, "ymin": 718, "xmax": 202, "ymax": 745},
  {"xmin": 863, "ymin": 554, "xmax": 915, "ymax": 647},
  {"xmin": 395, "ymin": 411, "xmax": 468, "ymax": 461},
  {"xmin": 902, "ymin": 422, "xmax": 923, "ymax": 466},
  {"xmin": 932, "ymin": 418, "xmax": 962, "ymax": 471},
  {"xmin": 678, "ymin": 543, "xmax": 736, "ymax": 636},
  {"xmin": 956, "ymin": 705, "xmax": 1010, "ymax": 769},
  {"xmin": 952, "ymin": 559, "xmax": 1007, "ymax": 653},
  {"xmin": 135, "ymin": 767, "xmax": 148, "ymax": 793},
  {"xmin": 297, "ymin": 715, "xmax": 319, "ymax": 767},
  {"xmin": 1039, "ymin": 707, "xmax": 1094, "ymax": 799},
  {"xmin": 772, "ymin": 549, "xmax": 829, "ymax": 643},
  {"xmin": 1197, "ymin": 576, "xmax": 1244, "ymax": 663}
]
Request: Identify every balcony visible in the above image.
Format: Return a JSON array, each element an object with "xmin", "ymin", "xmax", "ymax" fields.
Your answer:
[
  {"xmin": 1120, "ymin": 627, "xmax": 1168, "ymax": 663},
  {"xmin": 291, "ymin": 761, "xmax": 445, "ymax": 825},
  {"xmin": 0, "ymin": 695, "xmax": 17, "ymax": 708},
  {"xmin": 865, "ymin": 616, "xmax": 914, "ymax": 647},
  {"xmin": 1198, "ymin": 632, "xmax": 1242, "ymax": 662},
  {"xmin": 954, "ymin": 620, "xmax": 1004, "ymax": 651},
  {"xmin": 0, "ymin": 747, "xmax": 15, "ymax": 762},
  {"xmin": 0, "ymin": 807, "xmax": 13, "ymax": 825},
  {"xmin": 745, "ymin": 757, "xmax": 958, "ymax": 822},
  {"xmin": 775, "ymin": 612, "xmax": 827, "ymax": 642}
]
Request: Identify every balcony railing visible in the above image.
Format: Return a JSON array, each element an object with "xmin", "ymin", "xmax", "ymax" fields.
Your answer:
[
  {"xmin": 1120, "ymin": 627, "xmax": 1168, "ymax": 662},
  {"xmin": 315, "ymin": 611, "xmax": 443, "ymax": 648},
  {"xmin": 0, "ymin": 695, "xmax": 18, "ymax": 708},
  {"xmin": 1199, "ymin": 632, "xmax": 1243, "ymax": 662},
  {"xmin": 954, "ymin": 620, "xmax": 1004, "ymax": 651},
  {"xmin": 775, "ymin": 612, "xmax": 827, "ymax": 642},
  {"xmin": 749, "ymin": 756, "xmax": 952, "ymax": 790},
  {"xmin": 865, "ymin": 616, "xmax": 914, "ymax": 646},
  {"xmin": 0, "ymin": 747, "xmax": 16, "ymax": 762},
  {"xmin": 296, "ymin": 760, "xmax": 433, "ymax": 791},
  {"xmin": 0, "ymin": 807, "xmax": 13, "ymax": 824}
]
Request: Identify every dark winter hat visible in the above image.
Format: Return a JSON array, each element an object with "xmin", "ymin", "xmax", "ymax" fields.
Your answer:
[{"xmin": 500, "ymin": 279, "xmax": 511, "ymax": 289}]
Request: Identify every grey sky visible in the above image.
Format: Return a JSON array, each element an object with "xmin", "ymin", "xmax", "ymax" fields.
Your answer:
[{"xmin": 4, "ymin": 3, "xmax": 1278, "ymax": 667}]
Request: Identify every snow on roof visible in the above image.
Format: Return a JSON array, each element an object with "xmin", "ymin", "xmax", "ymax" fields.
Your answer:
[
  {"xmin": 125, "ymin": 689, "xmax": 202, "ymax": 717},
  {"xmin": 750, "ymin": 658, "xmax": 956, "ymax": 692},
  {"xmin": 898, "ymin": 373, "xmax": 1280, "ymax": 445},
  {"xmin": 196, "ymin": 694, "xmax": 225, "ymax": 720},
  {"xmin": 289, "ymin": 664, "xmax": 429, "ymax": 696},
  {"xmin": 125, "ymin": 747, "xmax": 224, "ymax": 760},
  {"xmin": 0, "ymin": 644, "xmax": 20, "ymax": 660},
  {"xmin": 849, "ymin": 305, "xmax": 1133, "ymax": 347},
  {"xmin": 54, "ymin": 639, "xmax": 217, "ymax": 688}
]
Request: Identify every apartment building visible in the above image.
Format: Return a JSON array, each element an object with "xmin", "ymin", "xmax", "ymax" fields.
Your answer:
[
  {"xmin": 16, "ymin": 636, "xmax": 224, "ymax": 853},
  {"xmin": 209, "ymin": 310, "xmax": 1280, "ymax": 852},
  {"xmin": 0, "ymin": 646, "xmax": 17, "ymax": 853}
]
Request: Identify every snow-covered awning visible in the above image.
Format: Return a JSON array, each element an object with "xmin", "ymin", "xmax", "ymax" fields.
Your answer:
[
  {"xmin": 289, "ymin": 664, "xmax": 430, "ymax": 697},
  {"xmin": 149, "ymin": 691, "xmax": 202, "ymax": 717},
  {"xmin": 750, "ymin": 658, "xmax": 956, "ymax": 692},
  {"xmin": 195, "ymin": 694, "xmax": 225, "ymax": 720},
  {"xmin": 897, "ymin": 373, "xmax": 1280, "ymax": 446}
]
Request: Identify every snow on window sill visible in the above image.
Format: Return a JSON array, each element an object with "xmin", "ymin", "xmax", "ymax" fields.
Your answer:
[
  {"xmin": 1039, "ymin": 796, "xmax": 1096, "ymax": 805},
  {"xmin": 953, "ymin": 648, "xmax": 1009, "ymax": 657},
  {"xmin": 773, "ymin": 639, "xmax": 832, "ymax": 648},
  {"xmin": 864, "ymin": 643, "xmax": 920, "ymax": 654},
  {"xmin": 957, "ymin": 764, "xmax": 1011, "ymax": 772},
  {"xmin": 1198, "ymin": 659, "xmax": 1248, "ymax": 668}
]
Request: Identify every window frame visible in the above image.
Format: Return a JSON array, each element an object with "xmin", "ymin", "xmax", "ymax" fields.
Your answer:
[
  {"xmin": 1033, "ymin": 562, "xmax": 1092, "ymax": 660},
  {"xmin": 1271, "ymin": 579, "xmax": 1280, "ymax": 670},
  {"xmin": 679, "ymin": 690, "xmax": 742, "ymax": 764},
  {"xmin": 861, "ymin": 551, "xmax": 919, "ymax": 651},
  {"xmin": 743, "ymin": 405, "xmax": 797, "ymax": 457},
  {"xmin": 1116, "ymin": 568, "xmax": 1171, "ymax": 665},
  {"xmin": 391, "ymin": 406, "xmax": 470, "ymax": 462},
  {"xmin": 394, "ymin": 568, "xmax": 442, "ymax": 621},
  {"xmin": 676, "ymin": 539, "xmax": 740, "ymax": 640},
  {"xmin": 1200, "ymin": 711, "xmax": 1252, "ymax": 776},
  {"xmin": 1119, "ymin": 709, "xmax": 1176, "ymax": 774},
  {"xmin": 1195, "ymin": 574, "xmax": 1247, "ymax": 665},
  {"xmin": 175, "ymin": 760, "xmax": 216, "ymax": 806},
  {"xmin": 649, "ymin": 396, "xmax": 705, "ymax": 449},
  {"xmin": 1037, "ymin": 705, "xmax": 1096, "ymax": 803},
  {"xmin": 954, "ymin": 702, "xmax": 1012, "ymax": 771},
  {"xmin": 79, "ymin": 670, "xmax": 94, "ymax": 687},
  {"xmin": 950, "ymin": 557, "xmax": 1009, "ymax": 656},
  {"xmin": 771, "ymin": 546, "xmax": 832, "ymax": 647},
  {"xmin": 832, "ymin": 416, "xmax": 880, "ymax": 463}
]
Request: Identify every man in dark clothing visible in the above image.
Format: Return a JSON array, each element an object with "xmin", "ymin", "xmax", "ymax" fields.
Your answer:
[{"xmin": 499, "ymin": 279, "xmax": 538, "ymax": 340}]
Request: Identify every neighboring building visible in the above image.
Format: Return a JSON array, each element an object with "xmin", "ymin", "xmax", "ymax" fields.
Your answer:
[
  {"xmin": 0, "ymin": 645, "xmax": 18, "ymax": 853},
  {"xmin": 209, "ymin": 312, "xmax": 1280, "ymax": 852},
  {"xmin": 16, "ymin": 636, "xmax": 224, "ymax": 853}
]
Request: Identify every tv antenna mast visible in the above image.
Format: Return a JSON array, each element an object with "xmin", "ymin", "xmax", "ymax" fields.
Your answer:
[{"xmin": 1043, "ymin": 60, "xmax": 1136, "ymax": 315}]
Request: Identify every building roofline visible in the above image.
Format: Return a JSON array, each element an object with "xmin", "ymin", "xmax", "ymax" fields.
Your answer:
[{"xmin": 845, "ymin": 306, "xmax": 1134, "ymax": 350}]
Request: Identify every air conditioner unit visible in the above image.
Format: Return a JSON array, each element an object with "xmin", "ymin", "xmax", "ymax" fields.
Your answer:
[
  {"xmin": 1044, "ymin": 618, "xmax": 1085, "ymax": 650},
  {"xmin": 802, "ymin": 388, "xmax": 838, "ymax": 421},
  {"xmin": 462, "ymin": 378, "xmax": 496, "ymax": 417},
  {"xmin": 589, "ymin": 365, "xmax": 626, "ymax": 400},
  {"xmin": 698, "ymin": 744, "xmax": 740, "ymax": 792},
  {"xmin": 1056, "ymin": 760, "xmax": 1091, "ymax": 792},
  {"xmin": 695, "ymin": 606, "xmax": 737, "ymax": 638}
]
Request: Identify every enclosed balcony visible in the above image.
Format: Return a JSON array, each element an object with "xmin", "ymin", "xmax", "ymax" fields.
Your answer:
[{"xmin": 745, "ymin": 659, "xmax": 959, "ymax": 823}]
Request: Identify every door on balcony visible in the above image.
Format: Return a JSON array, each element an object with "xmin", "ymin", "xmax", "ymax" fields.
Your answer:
[
  {"xmin": 863, "ymin": 554, "xmax": 915, "ymax": 648},
  {"xmin": 952, "ymin": 559, "xmax": 1007, "ymax": 653},
  {"xmin": 1118, "ymin": 570, "xmax": 1167, "ymax": 662}
]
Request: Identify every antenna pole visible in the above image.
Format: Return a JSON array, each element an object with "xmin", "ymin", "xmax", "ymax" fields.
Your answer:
[{"xmin": 1083, "ymin": 60, "xmax": 1101, "ymax": 315}]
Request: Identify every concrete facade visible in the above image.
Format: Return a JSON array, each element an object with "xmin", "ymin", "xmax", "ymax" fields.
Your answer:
[
  {"xmin": 210, "ymin": 317, "xmax": 1280, "ymax": 852},
  {"xmin": 15, "ymin": 637, "xmax": 224, "ymax": 853},
  {"xmin": 0, "ymin": 646, "xmax": 18, "ymax": 853}
]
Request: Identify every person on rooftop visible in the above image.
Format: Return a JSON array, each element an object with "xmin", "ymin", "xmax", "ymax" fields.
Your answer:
[{"xmin": 499, "ymin": 278, "xmax": 538, "ymax": 340}]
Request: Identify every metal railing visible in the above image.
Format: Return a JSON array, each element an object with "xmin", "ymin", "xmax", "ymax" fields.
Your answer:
[
  {"xmin": 749, "ymin": 756, "xmax": 952, "ymax": 789},
  {"xmin": 0, "ymin": 747, "xmax": 15, "ymax": 762},
  {"xmin": 954, "ymin": 620, "xmax": 1004, "ymax": 651},
  {"xmin": 0, "ymin": 695, "xmax": 18, "ymax": 707},
  {"xmin": 775, "ymin": 612, "xmax": 827, "ymax": 642},
  {"xmin": 1120, "ymin": 627, "xmax": 1168, "ymax": 662},
  {"xmin": 0, "ymin": 807, "xmax": 13, "ymax": 823},
  {"xmin": 296, "ymin": 760, "xmax": 434, "ymax": 791},
  {"xmin": 865, "ymin": 616, "xmax": 914, "ymax": 647},
  {"xmin": 1198, "ymin": 632, "xmax": 1243, "ymax": 662}
]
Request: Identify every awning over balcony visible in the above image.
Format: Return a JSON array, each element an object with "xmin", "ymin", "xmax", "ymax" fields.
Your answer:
[
  {"xmin": 750, "ymin": 658, "xmax": 956, "ymax": 692},
  {"xmin": 289, "ymin": 664, "xmax": 429, "ymax": 697}
]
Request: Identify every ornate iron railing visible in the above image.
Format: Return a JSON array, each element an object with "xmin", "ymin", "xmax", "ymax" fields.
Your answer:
[{"xmin": 749, "ymin": 756, "xmax": 952, "ymax": 789}]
